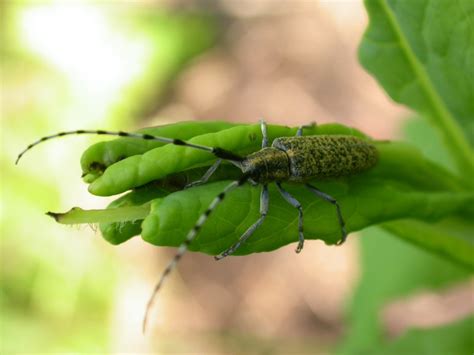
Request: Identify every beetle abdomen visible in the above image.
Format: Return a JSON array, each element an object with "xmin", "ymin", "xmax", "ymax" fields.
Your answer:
[{"xmin": 272, "ymin": 135, "xmax": 378, "ymax": 181}]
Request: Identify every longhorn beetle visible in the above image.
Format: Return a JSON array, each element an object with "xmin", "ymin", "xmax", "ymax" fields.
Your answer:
[{"xmin": 16, "ymin": 120, "xmax": 378, "ymax": 332}]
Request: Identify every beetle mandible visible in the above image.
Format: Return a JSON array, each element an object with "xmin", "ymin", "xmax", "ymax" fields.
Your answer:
[{"xmin": 16, "ymin": 119, "xmax": 378, "ymax": 331}]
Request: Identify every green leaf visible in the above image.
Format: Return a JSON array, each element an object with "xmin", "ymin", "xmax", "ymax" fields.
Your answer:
[
  {"xmin": 140, "ymin": 180, "xmax": 472, "ymax": 258},
  {"xmin": 135, "ymin": 137, "xmax": 474, "ymax": 257},
  {"xmin": 59, "ymin": 122, "xmax": 471, "ymax": 266},
  {"xmin": 380, "ymin": 116, "xmax": 474, "ymax": 267},
  {"xmin": 340, "ymin": 113, "xmax": 473, "ymax": 353},
  {"xmin": 98, "ymin": 166, "xmax": 242, "ymax": 244},
  {"xmin": 382, "ymin": 218, "xmax": 474, "ymax": 269},
  {"xmin": 367, "ymin": 316, "xmax": 474, "ymax": 355},
  {"xmin": 80, "ymin": 121, "xmax": 237, "ymax": 183},
  {"xmin": 359, "ymin": 0, "xmax": 474, "ymax": 178},
  {"xmin": 98, "ymin": 185, "xmax": 170, "ymax": 245},
  {"xmin": 403, "ymin": 115, "xmax": 457, "ymax": 173},
  {"xmin": 341, "ymin": 2, "xmax": 474, "ymax": 352}
]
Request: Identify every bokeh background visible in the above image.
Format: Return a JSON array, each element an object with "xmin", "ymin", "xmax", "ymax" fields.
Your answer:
[{"xmin": 1, "ymin": 1, "xmax": 471, "ymax": 353}]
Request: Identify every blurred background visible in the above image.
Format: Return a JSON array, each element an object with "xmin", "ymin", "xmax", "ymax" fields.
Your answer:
[{"xmin": 1, "ymin": 1, "xmax": 470, "ymax": 353}]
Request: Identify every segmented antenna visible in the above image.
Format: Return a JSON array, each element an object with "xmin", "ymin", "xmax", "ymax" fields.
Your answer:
[
  {"xmin": 142, "ymin": 175, "xmax": 249, "ymax": 333},
  {"xmin": 15, "ymin": 130, "xmax": 244, "ymax": 165}
]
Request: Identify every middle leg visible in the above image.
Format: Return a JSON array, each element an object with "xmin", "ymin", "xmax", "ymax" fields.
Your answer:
[
  {"xmin": 305, "ymin": 183, "xmax": 347, "ymax": 245},
  {"xmin": 184, "ymin": 159, "xmax": 222, "ymax": 189}
]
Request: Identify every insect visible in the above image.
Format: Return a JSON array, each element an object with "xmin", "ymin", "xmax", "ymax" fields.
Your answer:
[{"xmin": 16, "ymin": 120, "xmax": 378, "ymax": 332}]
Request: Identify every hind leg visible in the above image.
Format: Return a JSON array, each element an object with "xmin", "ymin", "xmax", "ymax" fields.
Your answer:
[
  {"xmin": 276, "ymin": 183, "xmax": 305, "ymax": 253},
  {"xmin": 305, "ymin": 183, "xmax": 347, "ymax": 244}
]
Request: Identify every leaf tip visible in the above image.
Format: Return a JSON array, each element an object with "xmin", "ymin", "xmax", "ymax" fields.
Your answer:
[{"xmin": 46, "ymin": 211, "xmax": 61, "ymax": 222}]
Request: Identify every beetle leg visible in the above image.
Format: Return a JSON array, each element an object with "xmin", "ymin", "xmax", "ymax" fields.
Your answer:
[
  {"xmin": 305, "ymin": 183, "xmax": 347, "ymax": 245},
  {"xmin": 143, "ymin": 176, "xmax": 248, "ymax": 332},
  {"xmin": 184, "ymin": 159, "xmax": 222, "ymax": 189},
  {"xmin": 215, "ymin": 184, "xmax": 269, "ymax": 260},
  {"xmin": 260, "ymin": 118, "xmax": 269, "ymax": 148},
  {"xmin": 296, "ymin": 122, "xmax": 317, "ymax": 136},
  {"xmin": 247, "ymin": 178, "xmax": 258, "ymax": 186},
  {"xmin": 276, "ymin": 183, "xmax": 305, "ymax": 253}
]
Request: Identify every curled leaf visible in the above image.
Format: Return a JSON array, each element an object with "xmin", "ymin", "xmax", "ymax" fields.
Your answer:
[{"xmin": 81, "ymin": 121, "xmax": 236, "ymax": 183}]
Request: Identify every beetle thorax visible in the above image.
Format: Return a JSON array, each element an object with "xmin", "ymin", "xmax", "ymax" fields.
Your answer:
[{"xmin": 240, "ymin": 147, "xmax": 290, "ymax": 183}]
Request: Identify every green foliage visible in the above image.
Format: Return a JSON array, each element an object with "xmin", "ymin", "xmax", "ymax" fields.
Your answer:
[
  {"xmin": 49, "ymin": 122, "xmax": 473, "ymax": 268},
  {"xmin": 141, "ymin": 176, "xmax": 471, "ymax": 256},
  {"xmin": 383, "ymin": 117, "xmax": 474, "ymax": 268},
  {"xmin": 340, "ymin": 1, "xmax": 474, "ymax": 354},
  {"xmin": 99, "ymin": 185, "xmax": 170, "ymax": 244},
  {"xmin": 382, "ymin": 218, "xmax": 474, "ymax": 269},
  {"xmin": 359, "ymin": 0, "xmax": 474, "ymax": 178},
  {"xmin": 14, "ymin": 0, "xmax": 472, "ymax": 351},
  {"xmin": 340, "ymin": 115, "xmax": 474, "ymax": 354},
  {"xmin": 81, "ymin": 121, "xmax": 236, "ymax": 183},
  {"xmin": 367, "ymin": 316, "xmax": 474, "ymax": 355}
]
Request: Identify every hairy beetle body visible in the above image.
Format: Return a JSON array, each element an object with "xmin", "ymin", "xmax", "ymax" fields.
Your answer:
[{"xmin": 242, "ymin": 135, "xmax": 377, "ymax": 183}]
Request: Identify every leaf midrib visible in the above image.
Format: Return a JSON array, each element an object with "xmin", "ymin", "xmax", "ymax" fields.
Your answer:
[{"xmin": 377, "ymin": 0, "xmax": 474, "ymax": 179}]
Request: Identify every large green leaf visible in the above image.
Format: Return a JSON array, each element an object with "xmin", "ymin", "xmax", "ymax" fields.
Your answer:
[
  {"xmin": 141, "ymin": 179, "xmax": 472, "ymax": 257},
  {"xmin": 50, "ymin": 123, "xmax": 472, "ymax": 266},
  {"xmin": 379, "ymin": 116, "xmax": 474, "ymax": 268},
  {"xmin": 382, "ymin": 218, "xmax": 474, "ymax": 269},
  {"xmin": 340, "ymin": 116, "xmax": 473, "ymax": 354},
  {"xmin": 135, "ymin": 135, "xmax": 473, "ymax": 258},
  {"xmin": 339, "ymin": 115, "xmax": 473, "ymax": 353},
  {"xmin": 359, "ymin": 0, "xmax": 474, "ymax": 178},
  {"xmin": 338, "ymin": 1, "xmax": 474, "ymax": 353}
]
